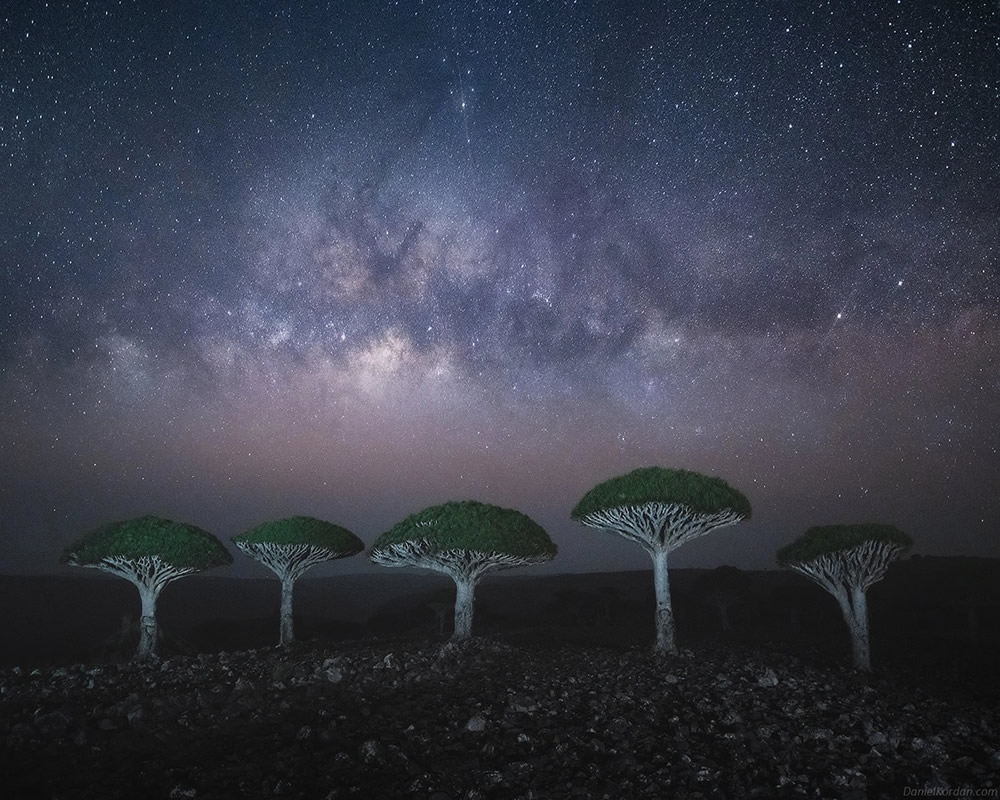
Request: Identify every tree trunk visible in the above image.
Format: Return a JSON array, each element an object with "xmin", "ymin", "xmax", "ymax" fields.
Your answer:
[
  {"xmin": 452, "ymin": 574, "xmax": 476, "ymax": 640},
  {"xmin": 832, "ymin": 587, "xmax": 871, "ymax": 671},
  {"xmin": 136, "ymin": 582, "xmax": 159, "ymax": 661},
  {"xmin": 716, "ymin": 599, "xmax": 731, "ymax": 633},
  {"xmin": 651, "ymin": 548, "xmax": 676, "ymax": 654},
  {"xmin": 279, "ymin": 575, "xmax": 295, "ymax": 646},
  {"xmin": 848, "ymin": 586, "xmax": 871, "ymax": 671}
]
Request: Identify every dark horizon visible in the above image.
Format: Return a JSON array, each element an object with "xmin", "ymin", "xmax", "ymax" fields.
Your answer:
[{"xmin": 2, "ymin": 0, "xmax": 997, "ymax": 575}]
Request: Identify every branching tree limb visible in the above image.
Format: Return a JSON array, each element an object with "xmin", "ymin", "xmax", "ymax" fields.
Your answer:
[{"xmin": 778, "ymin": 524, "xmax": 912, "ymax": 671}]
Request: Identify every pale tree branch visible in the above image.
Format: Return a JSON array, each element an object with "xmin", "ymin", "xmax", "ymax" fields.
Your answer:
[
  {"xmin": 235, "ymin": 541, "xmax": 353, "ymax": 582},
  {"xmin": 578, "ymin": 502, "xmax": 746, "ymax": 554},
  {"xmin": 841, "ymin": 539, "xmax": 906, "ymax": 591},
  {"xmin": 787, "ymin": 553, "xmax": 850, "ymax": 599},
  {"xmin": 83, "ymin": 555, "xmax": 195, "ymax": 593},
  {"xmin": 786, "ymin": 539, "xmax": 905, "ymax": 598},
  {"xmin": 371, "ymin": 539, "xmax": 549, "ymax": 582}
]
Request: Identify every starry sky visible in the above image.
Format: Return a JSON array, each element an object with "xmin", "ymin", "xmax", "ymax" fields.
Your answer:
[{"xmin": 1, "ymin": 0, "xmax": 998, "ymax": 576}]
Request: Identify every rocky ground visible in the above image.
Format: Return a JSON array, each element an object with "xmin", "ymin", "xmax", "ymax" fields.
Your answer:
[{"xmin": 1, "ymin": 636, "xmax": 998, "ymax": 800}]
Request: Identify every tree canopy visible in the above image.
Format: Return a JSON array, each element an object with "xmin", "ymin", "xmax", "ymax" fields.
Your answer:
[
  {"xmin": 777, "ymin": 523, "xmax": 912, "ymax": 565},
  {"xmin": 62, "ymin": 515, "xmax": 232, "ymax": 570},
  {"xmin": 571, "ymin": 467, "xmax": 752, "ymax": 521},
  {"xmin": 233, "ymin": 516, "xmax": 364, "ymax": 554},
  {"xmin": 371, "ymin": 500, "xmax": 557, "ymax": 559}
]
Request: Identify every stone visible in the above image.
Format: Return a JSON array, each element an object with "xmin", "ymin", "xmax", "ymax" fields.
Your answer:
[
  {"xmin": 466, "ymin": 714, "xmax": 487, "ymax": 732},
  {"xmin": 758, "ymin": 668, "xmax": 779, "ymax": 687},
  {"xmin": 324, "ymin": 666, "xmax": 343, "ymax": 683},
  {"xmin": 33, "ymin": 709, "xmax": 70, "ymax": 736},
  {"xmin": 381, "ymin": 653, "xmax": 399, "ymax": 670},
  {"xmin": 868, "ymin": 731, "xmax": 887, "ymax": 747},
  {"xmin": 359, "ymin": 739, "xmax": 384, "ymax": 763}
]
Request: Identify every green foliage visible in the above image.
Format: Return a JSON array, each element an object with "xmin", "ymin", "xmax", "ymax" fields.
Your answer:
[
  {"xmin": 777, "ymin": 523, "xmax": 913, "ymax": 565},
  {"xmin": 62, "ymin": 515, "xmax": 233, "ymax": 570},
  {"xmin": 371, "ymin": 500, "xmax": 557, "ymax": 559},
  {"xmin": 233, "ymin": 516, "xmax": 364, "ymax": 555},
  {"xmin": 571, "ymin": 467, "xmax": 752, "ymax": 520}
]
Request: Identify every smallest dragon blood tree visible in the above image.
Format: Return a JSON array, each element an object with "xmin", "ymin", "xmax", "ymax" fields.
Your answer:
[
  {"xmin": 370, "ymin": 500, "xmax": 557, "ymax": 640},
  {"xmin": 777, "ymin": 523, "xmax": 912, "ymax": 671},
  {"xmin": 232, "ymin": 516, "xmax": 364, "ymax": 646},
  {"xmin": 62, "ymin": 515, "xmax": 233, "ymax": 661}
]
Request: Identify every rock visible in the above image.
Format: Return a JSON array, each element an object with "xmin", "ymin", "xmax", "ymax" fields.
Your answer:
[
  {"xmin": 719, "ymin": 710, "xmax": 743, "ymax": 727},
  {"xmin": 359, "ymin": 739, "xmax": 384, "ymax": 763},
  {"xmin": 324, "ymin": 666, "xmax": 343, "ymax": 683},
  {"xmin": 868, "ymin": 731, "xmax": 887, "ymax": 747},
  {"xmin": 381, "ymin": 653, "xmax": 399, "ymax": 670},
  {"xmin": 478, "ymin": 770, "xmax": 504, "ymax": 788},
  {"xmin": 465, "ymin": 714, "xmax": 487, "ymax": 732},
  {"xmin": 505, "ymin": 761, "xmax": 533, "ymax": 782},
  {"xmin": 169, "ymin": 786, "xmax": 197, "ymax": 799},
  {"xmin": 33, "ymin": 709, "xmax": 70, "ymax": 736},
  {"xmin": 758, "ymin": 668, "xmax": 779, "ymax": 687},
  {"xmin": 508, "ymin": 696, "xmax": 537, "ymax": 713}
]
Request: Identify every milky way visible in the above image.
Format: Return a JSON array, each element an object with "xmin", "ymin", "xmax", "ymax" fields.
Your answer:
[{"xmin": 1, "ymin": 1, "xmax": 997, "ymax": 573}]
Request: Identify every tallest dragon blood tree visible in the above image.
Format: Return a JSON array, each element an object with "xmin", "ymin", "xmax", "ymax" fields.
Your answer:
[
  {"xmin": 62, "ymin": 515, "xmax": 232, "ymax": 660},
  {"xmin": 572, "ymin": 467, "xmax": 751, "ymax": 654},
  {"xmin": 778, "ymin": 524, "xmax": 912, "ymax": 671}
]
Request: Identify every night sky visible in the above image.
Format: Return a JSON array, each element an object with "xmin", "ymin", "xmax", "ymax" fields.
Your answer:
[{"xmin": 2, "ymin": 0, "xmax": 998, "ymax": 576}]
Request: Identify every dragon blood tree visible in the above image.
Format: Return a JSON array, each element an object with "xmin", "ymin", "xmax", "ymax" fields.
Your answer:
[
  {"xmin": 572, "ymin": 467, "xmax": 751, "ymax": 654},
  {"xmin": 694, "ymin": 565, "xmax": 750, "ymax": 634},
  {"xmin": 232, "ymin": 516, "xmax": 364, "ymax": 646},
  {"xmin": 778, "ymin": 523, "xmax": 912, "ymax": 671},
  {"xmin": 369, "ymin": 500, "xmax": 557, "ymax": 640},
  {"xmin": 61, "ymin": 515, "xmax": 232, "ymax": 660}
]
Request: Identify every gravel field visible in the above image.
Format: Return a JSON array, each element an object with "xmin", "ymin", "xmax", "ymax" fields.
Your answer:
[{"xmin": 2, "ymin": 637, "xmax": 998, "ymax": 799}]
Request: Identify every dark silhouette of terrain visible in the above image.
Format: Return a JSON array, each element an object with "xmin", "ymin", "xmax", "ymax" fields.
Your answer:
[{"xmin": 1, "ymin": 557, "xmax": 997, "ymax": 686}]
